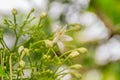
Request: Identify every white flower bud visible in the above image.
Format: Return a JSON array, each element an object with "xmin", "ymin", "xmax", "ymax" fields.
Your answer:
[
  {"xmin": 77, "ymin": 47, "xmax": 87, "ymax": 54},
  {"xmin": 19, "ymin": 60, "xmax": 25, "ymax": 67},
  {"xmin": 71, "ymin": 72, "xmax": 82, "ymax": 78},
  {"xmin": 70, "ymin": 64, "xmax": 82, "ymax": 69},
  {"xmin": 12, "ymin": 8, "xmax": 17, "ymax": 15},
  {"xmin": 40, "ymin": 12, "xmax": 47, "ymax": 18},
  {"xmin": 23, "ymin": 48, "xmax": 29, "ymax": 56},
  {"xmin": 44, "ymin": 40, "xmax": 53, "ymax": 48},
  {"xmin": 69, "ymin": 51, "xmax": 79, "ymax": 58},
  {"xmin": 18, "ymin": 46, "xmax": 24, "ymax": 54},
  {"xmin": 20, "ymin": 48, "xmax": 29, "ymax": 60}
]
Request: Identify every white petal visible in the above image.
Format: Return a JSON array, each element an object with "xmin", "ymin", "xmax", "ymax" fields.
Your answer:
[
  {"xmin": 53, "ymin": 37, "xmax": 58, "ymax": 43},
  {"xmin": 61, "ymin": 25, "xmax": 67, "ymax": 32},
  {"xmin": 61, "ymin": 35, "xmax": 73, "ymax": 41},
  {"xmin": 54, "ymin": 25, "xmax": 67, "ymax": 37},
  {"xmin": 57, "ymin": 41, "xmax": 64, "ymax": 53}
]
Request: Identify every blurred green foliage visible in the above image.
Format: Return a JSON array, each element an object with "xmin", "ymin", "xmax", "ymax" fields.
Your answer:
[
  {"xmin": 81, "ymin": 0, "xmax": 120, "ymax": 80},
  {"xmin": 89, "ymin": 0, "xmax": 120, "ymax": 33}
]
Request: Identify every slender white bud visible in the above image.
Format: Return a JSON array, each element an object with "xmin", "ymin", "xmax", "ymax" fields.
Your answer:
[
  {"xmin": 19, "ymin": 60, "xmax": 25, "ymax": 67},
  {"xmin": 23, "ymin": 48, "xmax": 29, "ymax": 56},
  {"xmin": 18, "ymin": 46, "xmax": 24, "ymax": 54},
  {"xmin": 70, "ymin": 64, "xmax": 82, "ymax": 69},
  {"xmin": 77, "ymin": 47, "xmax": 87, "ymax": 54},
  {"xmin": 69, "ymin": 51, "xmax": 79, "ymax": 58}
]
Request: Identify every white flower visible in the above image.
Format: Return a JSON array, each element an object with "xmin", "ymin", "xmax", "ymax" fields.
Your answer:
[
  {"xmin": 56, "ymin": 65, "xmax": 72, "ymax": 80},
  {"xmin": 52, "ymin": 25, "xmax": 73, "ymax": 53}
]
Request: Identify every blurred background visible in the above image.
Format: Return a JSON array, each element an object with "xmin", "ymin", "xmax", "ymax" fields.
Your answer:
[{"xmin": 1, "ymin": 0, "xmax": 120, "ymax": 80}]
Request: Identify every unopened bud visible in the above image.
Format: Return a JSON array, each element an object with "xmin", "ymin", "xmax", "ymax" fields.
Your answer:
[
  {"xmin": 44, "ymin": 40, "xmax": 53, "ymax": 48},
  {"xmin": 9, "ymin": 26, "xmax": 14, "ymax": 29},
  {"xmin": 43, "ymin": 55, "xmax": 51, "ymax": 60},
  {"xmin": 40, "ymin": 12, "xmax": 47, "ymax": 18},
  {"xmin": 18, "ymin": 46, "xmax": 24, "ymax": 54},
  {"xmin": 23, "ymin": 48, "xmax": 29, "ymax": 56},
  {"xmin": 73, "ymin": 24, "xmax": 81, "ymax": 30},
  {"xmin": 31, "ymin": 8, "xmax": 35, "ymax": 12},
  {"xmin": 20, "ymin": 48, "xmax": 29, "ymax": 60},
  {"xmin": 12, "ymin": 8, "xmax": 17, "ymax": 15},
  {"xmin": 71, "ymin": 72, "xmax": 82, "ymax": 78},
  {"xmin": 69, "ymin": 51, "xmax": 79, "ymax": 58},
  {"xmin": 3, "ymin": 18, "xmax": 7, "ymax": 24},
  {"xmin": 77, "ymin": 47, "xmax": 87, "ymax": 54},
  {"xmin": 70, "ymin": 64, "xmax": 82, "ymax": 69},
  {"xmin": 46, "ymin": 69, "xmax": 53, "ymax": 73},
  {"xmin": 19, "ymin": 60, "xmax": 25, "ymax": 67}
]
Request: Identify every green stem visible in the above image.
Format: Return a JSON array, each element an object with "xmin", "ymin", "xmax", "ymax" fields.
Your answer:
[
  {"xmin": 13, "ymin": 14, "xmax": 17, "ymax": 27},
  {"xmin": 59, "ymin": 48, "xmax": 80, "ymax": 58},
  {"xmin": 29, "ymin": 40, "xmax": 44, "ymax": 48},
  {"xmin": 27, "ymin": 56, "xmax": 34, "ymax": 78},
  {"xmin": 1, "ymin": 50, "xmax": 3, "ymax": 80},
  {"xmin": 37, "ymin": 18, "xmax": 42, "ymax": 27},
  {"xmin": 16, "ymin": 9, "xmax": 34, "ymax": 45},
  {"xmin": 12, "ymin": 12, "xmax": 18, "ymax": 51},
  {"xmin": 13, "ymin": 30, "xmax": 18, "ymax": 51},
  {"xmin": 2, "ymin": 40, "xmax": 10, "ymax": 51},
  {"xmin": 20, "ymin": 68, "xmax": 23, "ymax": 80},
  {"xmin": 0, "ymin": 40, "xmax": 5, "ymax": 48},
  {"xmin": 16, "ymin": 38, "xmax": 30, "ymax": 48},
  {"xmin": 54, "ymin": 55, "xmax": 70, "ymax": 73},
  {"xmin": 46, "ymin": 48, "xmax": 51, "ymax": 55},
  {"xmin": 51, "ymin": 49, "xmax": 61, "ymax": 63},
  {"xmin": 20, "ymin": 9, "xmax": 33, "ymax": 31},
  {"xmin": 9, "ymin": 55, "xmax": 12, "ymax": 80}
]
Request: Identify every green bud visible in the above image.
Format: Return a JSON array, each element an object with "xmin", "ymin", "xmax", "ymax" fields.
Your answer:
[
  {"xmin": 12, "ymin": 8, "xmax": 17, "ymax": 15},
  {"xmin": 43, "ymin": 55, "xmax": 51, "ymax": 60},
  {"xmin": 46, "ymin": 69, "xmax": 53, "ymax": 73},
  {"xmin": 3, "ymin": 18, "xmax": 7, "ymax": 24},
  {"xmin": 31, "ymin": 8, "xmax": 35, "ymax": 12},
  {"xmin": 9, "ymin": 26, "xmax": 14, "ymax": 29},
  {"xmin": 23, "ymin": 48, "xmax": 29, "ymax": 56}
]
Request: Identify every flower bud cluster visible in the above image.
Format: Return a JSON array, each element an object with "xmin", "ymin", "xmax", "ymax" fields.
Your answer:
[{"xmin": 18, "ymin": 46, "xmax": 29, "ymax": 67}]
